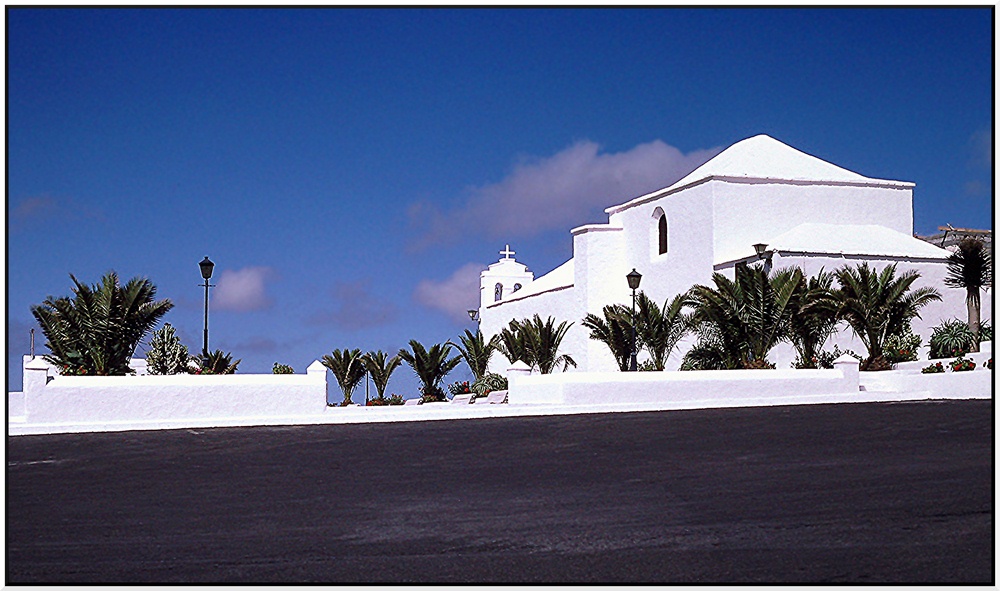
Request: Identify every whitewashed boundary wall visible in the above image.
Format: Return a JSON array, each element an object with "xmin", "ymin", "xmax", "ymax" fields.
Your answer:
[
  {"xmin": 507, "ymin": 356, "xmax": 862, "ymax": 405},
  {"xmin": 9, "ymin": 358, "xmax": 330, "ymax": 434}
]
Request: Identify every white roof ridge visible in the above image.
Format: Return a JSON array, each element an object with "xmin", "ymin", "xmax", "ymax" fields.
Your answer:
[{"xmin": 606, "ymin": 135, "xmax": 914, "ymax": 214}]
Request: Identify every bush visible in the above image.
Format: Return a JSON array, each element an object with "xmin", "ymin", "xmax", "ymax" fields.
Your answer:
[
  {"xmin": 146, "ymin": 324, "xmax": 190, "ymax": 375},
  {"xmin": 949, "ymin": 357, "xmax": 976, "ymax": 372},
  {"xmin": 987, "ymin": 359, "xmax": 993, "ymax": 370},
  {"xmin": 420, "ymin": 384, "xmax": 446, "ymax": 403},
  {"xmin": 792, "ymin": 348, "xmax": 839, "ymax": 369},
  {"xmin": 448, "ymin": 381, "xmax": 472, "ymax": 396},
  {"xmin": 979, "ymin": 322, "xmax": 993, "ymax": 342},
  {"xmin": 741, "ymin": 358, "xmax": 776, "ymax": 370},
  {"xmin": 884, "ymin": 327, "xmax": 921, "ymax": 364},
  {"xmin": 921, "ymin": 362, "xmax": 945, "ymax": 374},
  {"xmin": 471, "ymin": 373, "xmax": 508, "ymax": 397},
  {"xmin": 929, "ymin": 320, "xmax": 975, "ymax": 359},
  {"xmin": 192, "ymin": 349, "xmax": 241, "ymax": 374},
  {"xmin": 272, "ymin": 362, "xmax": 294, "ymax": 374},
  {"xmin": 387, "ymin": 394, "xmax": 405, "ymax": 405},
  {"xmin": 367, "ymin": 398, "xmax": 389, "ymax": 406}
]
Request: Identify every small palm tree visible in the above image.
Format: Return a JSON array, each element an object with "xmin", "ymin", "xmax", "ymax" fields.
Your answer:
[
  {"xmin": 831, "ymin": 262, "xmax": 941, "ymax": 370},
  {"xmin": 944, "ymin": 237, "xmax": 992, "ymax": 352},
  {"xmin": 398, "ymin": 340, "xmax": 462, "ymax": 401},
  {"xmin": 195, "ymin": 349, "xmax": 241, "ymax": 375},
  {"xmin": 31, "ymin": 271, "xmax": 174, "ymax": 375},
  {"xmin": 447, "ymin": 329, "xmax": 501, "ymax": 381},
  {"xmin": 787, "ymin": 269, "xmax": 840, "ymax": 368},
  {"xmin": 582, "ymin": 304, "xmax": 634, "ymax": 371},
  {"xmin": 321, "ymin": 348, "xmax": 368, "ymax": 405},
  {"xmin": 497, "ymin": 320, "xmax": 530, "ymax": 365},
  {"xmin": 363, "ymin": 350, "xmax": 402, "ymax": 402},
  {"xmin": 634, "ymin": 291, "xmax": 692, "ymax": 371},
  {"xmin": 687, "ymin": 264, "xmax": 802, "ymax": 369},
  {"xmin": 510, "ymin": 314, "xmax": 577, "ymax": 374}
]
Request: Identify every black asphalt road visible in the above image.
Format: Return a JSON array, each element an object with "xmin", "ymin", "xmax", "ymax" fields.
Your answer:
[{"xmin": 6, "ymin": 400, "xmax": 994, "ymax": 583}]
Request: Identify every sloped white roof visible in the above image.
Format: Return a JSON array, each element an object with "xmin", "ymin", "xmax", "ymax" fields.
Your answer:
[
  {"xmin": 716, "ymin": 223, "xmax": 951, "ymax": 265},
  {"xmin": 607, "ymin": 135, "xmax": 913, "ymax": 214},
  {"xmin": 488, "ymin": 258, "xmax": 574, "ymax": 307}
]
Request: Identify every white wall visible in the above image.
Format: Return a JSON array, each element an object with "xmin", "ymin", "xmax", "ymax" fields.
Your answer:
[
  {"xmin": 711, "ymin": 180, "xmax": 913, "ymax": 263},
  {"xmin": 10, "ymin": 358, "xmax": 331, "ymax": 434}
]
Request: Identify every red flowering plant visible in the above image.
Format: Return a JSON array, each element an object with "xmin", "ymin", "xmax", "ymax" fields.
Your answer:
[
  {"xmin": 987, "ymin": 359, "xmax": 993, "ymax": 370},
  {"xmin": 921, "ymin": 362, "xmax": 945, "ymax": 374},
  {"xmin": 448, "ymin": 381, "xmax": 472, "ymax": 396},
  {"xmin": 948, "ymin": 356, "xmax": 976, "ymax": 372}
]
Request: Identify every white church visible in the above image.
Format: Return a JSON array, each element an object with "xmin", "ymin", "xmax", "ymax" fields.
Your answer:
[{"xmin": 476, "ymin": 134, "xmax": 991, "ymax": 372}]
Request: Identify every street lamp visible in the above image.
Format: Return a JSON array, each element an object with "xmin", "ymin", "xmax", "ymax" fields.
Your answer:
[
  {"xmin": 199, "ymin": 256, "xmax": 215, "ymax": 357},
  {"xmin": 626, "ymin": 268, "xmax": 642, "ymax": 372},
  {"xmin": 753, "ymin": 243, "xmax": 772, "ymax": 273},
  {"xmin": 468, "ymin": 309, "xmax": 480, "ymax": 323}
]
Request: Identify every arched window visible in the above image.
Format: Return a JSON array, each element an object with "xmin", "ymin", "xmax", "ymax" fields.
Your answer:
[
  {"xmin": 658, "ymin": 214, "xmax": 668, "ymax": 254},
  {"xmin": 513, "ymin": 283, "xmax": 522, "ymax": 292},
  {"xmin": 494, "ymin": 283, "xmax": 503, "ymax": 302}
]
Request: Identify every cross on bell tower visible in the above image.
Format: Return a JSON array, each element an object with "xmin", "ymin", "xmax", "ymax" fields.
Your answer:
[{"xmin": 500, "ymin": 244, "xmax": 515, "ymax": 260}]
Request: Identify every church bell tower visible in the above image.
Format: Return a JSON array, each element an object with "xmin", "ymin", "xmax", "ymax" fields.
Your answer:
[{"xmin": 480, "ymin": 244, "xmax": 534, "ymax": 309}]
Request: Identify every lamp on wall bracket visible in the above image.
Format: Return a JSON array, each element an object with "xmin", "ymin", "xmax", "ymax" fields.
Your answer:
[
  {"xmin": 468, "ymin": 309, "xmax": 480, "ymax": 324},
  {"xmin": 752, "ymin": 243, "xmax": 773, "ymax": 274}
]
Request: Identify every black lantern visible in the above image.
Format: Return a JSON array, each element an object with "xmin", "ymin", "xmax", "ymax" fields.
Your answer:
[
  {"xmin": 753, "ymin": 243, "xmax": 768, "ymax": 257},
  {"xmin": 468, "ymin": 309, "xmax": 480, "ymax": 323},
  {"xmin": 199, "ymin": 256, "xmax": 215, "ymax": 280},
  {"xmin": 626, "ymin": 269, "xmax": 642, "ymax": 371},
  {"xmin": 199, "ymin": 256, "xmax": 215, "ymax": 356}
]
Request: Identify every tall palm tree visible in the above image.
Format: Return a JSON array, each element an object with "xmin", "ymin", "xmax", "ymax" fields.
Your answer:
[
  {"xmin": 31, "ymin": 271, "xmax": 174, "ymax": 375},
  {"xmin": 582, "ymin": 304, "xmax": 634, "ymax": 371},
  {"xmin": 944, "ymin": 237, "xmax": 992, "ymax": 352},
  {"xmin": 634, "ymin": 291, "xmax": 692, "ymax": 371},
  {"xmin": 447, "ymin": 329, "xmax": 501, "ymax": 381},
  {"xmin": 363, "ymin": 350, "xmax": 402, "ymax": 402},
  {"xmin": 497, "ymin": 320, "xmax": 530, "ymax": 366},
  {"xmin": 687, "ymin": 264, "xmax": 802, "ymax": 369},
  {"xmin": 831, "ymin": 262, "xmax": 941, "ymax": 370},
  {"xmin": 398, "ymin": 340, "xmax": 462, "ymax": 401},
  {"xmin": 513, "ymin": 314, "xmax": 577, "ymax": 374},
  {"xmin": 787, "ymin": 269, "xmax": 840, "ymax": 368},
  {"xmin": 321, "ymin": 348, "xmax": 368, "ymax": 405}
]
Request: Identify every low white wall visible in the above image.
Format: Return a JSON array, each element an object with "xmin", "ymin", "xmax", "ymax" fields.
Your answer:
[
  {"xmin": 507, "ymin": 357, "xmax": 860, "ymax": 406},
  {"xmin": 10, "ymin": 359, "xmax": 330, "ymax": 433}
]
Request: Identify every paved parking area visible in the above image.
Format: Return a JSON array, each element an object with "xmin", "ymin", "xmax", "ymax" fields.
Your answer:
[{"xmin": 6, "ymin": 400, "xmax": 993, "ymax": 583}]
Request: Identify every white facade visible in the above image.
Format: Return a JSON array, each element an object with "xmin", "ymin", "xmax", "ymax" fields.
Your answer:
[{"xmin": 478, "ymin": 134, "xmax": 991, "ymax": 372}]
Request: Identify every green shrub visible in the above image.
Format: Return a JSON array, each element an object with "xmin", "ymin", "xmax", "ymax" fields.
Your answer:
[
  {"xmin": 272, "ymin": 362, "xmax": 294, "ymax": 374},
  {"xmin": 929, "ymin": 320, "xmax": 975, "ymax": 359},
  {"xmin": 448, "ymin": 381, "xmax": 472, "ymax": 396},
  {"xmin": 146, "ymin": 324, "xmax": 190, "ymax": 375},
  {"xmin": 921, "ymin": 362, "xmax": 945, "ymax": 374},
  {"xmin": 388, "ymin": 394, "xmax": 405, "ymax": 405},
  {"xmin": 884, "ymin": 327, "xmax": 921, "ymax": 365},
  {"xmin": 792, "ymin": 348, "xmax": 839, "ymax": 369},
  {"xmin": 193, "ymin": 349, "xmax": 241, "ymax": 374},
  {"xmin": 471, "ymin": 372, "xmax": 508, "ymax": 397},
  {"xmin": 979, "ymin": 322, "xmax": 993, "ymax": 342},
  {"xmin": 948, "ymin": 356, "xmax": 976, "ymax": 372}
]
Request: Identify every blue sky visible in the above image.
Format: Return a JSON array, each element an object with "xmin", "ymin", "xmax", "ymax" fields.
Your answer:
[{"xmin": 7, "ymin": 8, "xmax": 993, "ymax": 396}]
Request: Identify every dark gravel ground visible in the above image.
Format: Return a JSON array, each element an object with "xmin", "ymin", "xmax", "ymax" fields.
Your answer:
[{"xmin": 5, "ymin": 400, "xmax": 994, "ymax": 583}]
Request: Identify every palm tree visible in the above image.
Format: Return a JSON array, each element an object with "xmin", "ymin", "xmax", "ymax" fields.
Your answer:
[
  {"xmin": 944, "ymin": 237, "xmax": 992, "ymax": 352},
  {"xmin": 363, "ymin": 350, "xmax": 402, "ymax": 402},
  {"xmin": 447, "ymin": 329, "xmax": 501, "ymax": 380},
  {"xmin": 497, "ymin": 320, "xmax": 530, "ymax": 366},
  {"xmin": 787, "ymin": 269, "xmax": 840, "ymax": 368},
  {"xmin": 831, "ymin": 262, "xmax": 941, "ymax": 370},
  {"xmin": 31, "ymin": 271, "xmax": 174, "ymax": 375},
  {"xmin": 687, "ymin": 264, "xmax": 802, "ymax": 369},
  {"xmin": 582, "ymin": 304, "xmax": 634, "ymax": 371},
  {"xmin": 634, "ymin": 291, "xmax": 692, "ymax": 371},
  {"xmin": 398, "ymin": 340, "xmax": 462, "ymax": 401},
  {"xmin": 321, "ymin": 348, "xmax": 368, "ymax": 405},
  {"xmin": 512, "ymin": 314, "xmax": 577, "ymax": 374},
  {"xmin": 195, "ymin": 349, "xmax": 241, "ymax": 374}
]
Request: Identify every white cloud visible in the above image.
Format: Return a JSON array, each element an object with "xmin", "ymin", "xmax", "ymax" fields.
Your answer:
[
  {"xmin": 213, "ymin": 267, "xmax": 275, "ymax": 312},
  {"xmin": 413, "ymin": 262, "xmax": 484, "ymax": 324},
  {"xmin": 410, "ymin": 139, "xmax": 720, "ymax": 248}
]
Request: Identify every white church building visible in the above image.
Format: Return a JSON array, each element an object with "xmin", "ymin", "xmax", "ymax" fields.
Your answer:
[{"xmin": 476, "ymin": 134, "xmax": 991, "ymax": 372}]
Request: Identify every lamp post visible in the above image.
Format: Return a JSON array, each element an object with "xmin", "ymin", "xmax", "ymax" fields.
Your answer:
[
  {"xmin": 753, "ymin": 243, "xmax": 772, "ymax": 274},
  {"xmin": 468, "ymin": 309, "xmax": 480, "ymax": 324},
  {"xmin": 199, "ymin": 256, "xmax": 215, "ymax": 357},
  {"xmin": 626, "ymin": 268, "xmax": 642, "ymax": 372}
]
